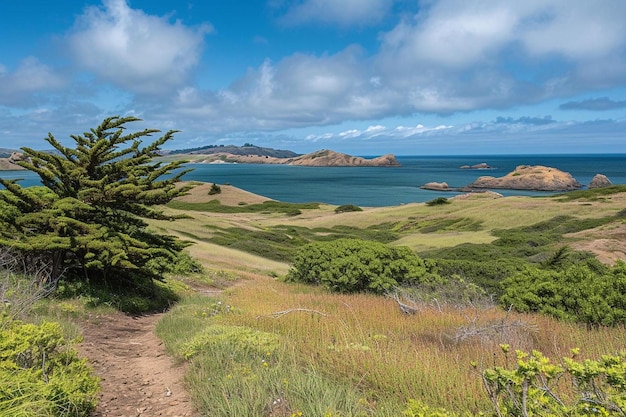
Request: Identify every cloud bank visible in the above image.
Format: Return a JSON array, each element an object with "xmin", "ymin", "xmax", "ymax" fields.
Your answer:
[{"xmin": 1, "ymin": 0, "xmax": 625, "ymax": 153}]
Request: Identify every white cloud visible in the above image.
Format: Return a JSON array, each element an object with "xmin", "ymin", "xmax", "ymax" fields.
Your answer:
[
  {"xmin": 67, "ymin": 0, "xmax": 210, "ymax": 95},
  {"xmin": 380, "ymin": 0, "xmax": 626, "ymax": 67},
  {"xmin": 381, "ymin": 2, "xmax": 516, "ymax": 68},
  {"xmin": 0, "ymin": 58, "xmax": 66, "ymax": 106},
  {"xmin": 519, "ymin": 1, "xmax": 626, "ymax": 59},
  {"xmin": 7, "ymin": 0, "xmax": 626, "ymax": 152},
  {"xmin": 135, "ymin": 0, "xmax": 626, "ymax": 140},
  {"xmin": 279, "ymin": 0, "xmax": 396, "ymax": 27},
  {"xmin": 374, "ymin": 0, "xmax": 626, "ymax": 112},
  {"xmin": 365, "ymin": 125, "xmax": 385, "ymax": 133}
]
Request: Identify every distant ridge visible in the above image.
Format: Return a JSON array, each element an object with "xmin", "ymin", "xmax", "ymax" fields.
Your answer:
[
  {"xmin": 166, "ymin": 144, "xmax": 300, "ymax": 159},
  {"xmin": 164, "ymin": 145, "xmax": 399, "ymax": 167},
  {"xmin": 0, "ymin": 148, "xmax": 17, "ymax": 159},
  {"xmin": 170, "ymin": 148, "xmax": 400, "ymax": 167}
]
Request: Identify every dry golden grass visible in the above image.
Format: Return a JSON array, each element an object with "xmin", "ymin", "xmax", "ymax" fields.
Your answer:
[
  {"xmin": 177, "ymin": 182, "xmax": 273, "ymax": 205},
  {"xmin": 184, "ymin": 239, "xmax": 289, "ymax": 276},
  {"xmin": 210, "ymin": 274, "xmax": 626, "ymax": 413},
  {"xmin": 154, "ymin": 184, "xmax": 626, "ymax": 413}
]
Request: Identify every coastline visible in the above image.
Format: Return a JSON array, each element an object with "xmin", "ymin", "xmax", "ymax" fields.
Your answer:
[{"xmin": 3, "ymin": 154, "xmax": 625, "ymax": 207}]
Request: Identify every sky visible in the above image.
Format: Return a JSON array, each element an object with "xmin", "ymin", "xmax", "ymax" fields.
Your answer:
[{"xmin": 1, "ymin": 0, "xmax": 626, "ymax": 155}]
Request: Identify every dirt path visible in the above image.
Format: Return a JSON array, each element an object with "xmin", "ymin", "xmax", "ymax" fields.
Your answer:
[{"xmin": 78, "ymin": 311, "xmax": 198, "ymax": 417}]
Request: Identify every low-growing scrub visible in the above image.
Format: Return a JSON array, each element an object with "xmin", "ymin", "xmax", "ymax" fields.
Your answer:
[
  {"xmin": 0, "ymin": 314, "xmax": 99, "ymax": 416},
  {"xmin": 426, "ymin": 197, "xmax": 451, "ymax": 206},
  {"xmin": 208, "ymin": 183, "xmax": 222, "ymax": 195},
  {"xmin": 286, "ymin": 238, "xmax": 432, "ymax": 293},
  {"xmin": 481, "ymin": 346, "xmax": 626, "ymax": 416},
  {"xmin": 167, "ymin": 199, "xmax": 320, "ymax": 214},
  {"xmin": 335, "ymin": 204, "xmax": 363, "ymax": 213},
  {"xmin": 553, "ymin": 184, "xmax": 626, "ymax": 201},
  {"xmin": 501, "ymin": 261, "xmax": 626, "ymax": 326}
]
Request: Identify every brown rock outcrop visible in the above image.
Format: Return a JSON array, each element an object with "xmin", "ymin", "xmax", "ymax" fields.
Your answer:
[
  {"xmin": 9, "ymin": 152, "xmax": 25, "ymax": 163},
  {"xmin": 459, "ymin": 163, "xmax": 494, "ymax": 169},
  {"xmin": 420, "ymin": 181, "xmax": 450, "ymax": 191},
  {"xmin": 468, "ymin": 165, "xmax": 582, "ymax": 191},
  {"xmin": 588, "ymin": 174, "xmax": 612, "ymax": 189}
]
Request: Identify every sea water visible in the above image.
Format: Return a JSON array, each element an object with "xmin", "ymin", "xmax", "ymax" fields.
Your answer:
[{"xmin": 3, "ymin": 154, "xmax": 626, "ymax": 207}]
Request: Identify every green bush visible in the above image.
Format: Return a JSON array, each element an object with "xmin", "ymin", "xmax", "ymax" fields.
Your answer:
[
  {"xmin": 286, "ymin": 238, "xmax": 430, "ymax": 293},
  {"xmin": 482, "ymin": 347, "xmax": 626, "ymax": 416},
  {"xmin": 426, "ymin": 197, "xmax": 450, "ymax": 206},
  {"xmin": 208, "ymin": 183, "xmax": 222, "ymax": 195},
  {"xmin": 0, "ymin": 316, "xmax": 99, "ymax": 416},
  {"xmin": 501, "ymin": 261, "xmax": 626, "ymax": 326},
  {"xmin": 335, "ymin": 204, "xmax": 363, "ymax": 214}
]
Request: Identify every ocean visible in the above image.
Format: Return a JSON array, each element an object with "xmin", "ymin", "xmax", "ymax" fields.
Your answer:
[{"xmin": 3, "ymin": 154, "xmax": 626, "ymax": 207}]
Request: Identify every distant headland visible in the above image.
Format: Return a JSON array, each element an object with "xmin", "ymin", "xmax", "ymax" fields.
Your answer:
[
  {"xmin": 162, "ymin": 145, "xmax": 400, "ymax": 167},
  {"xmin": 0, "ymin": 145, "xmax": 400, "ymax": 169}
]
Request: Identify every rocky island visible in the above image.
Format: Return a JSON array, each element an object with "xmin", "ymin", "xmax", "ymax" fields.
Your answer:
[
  {"xmin": 467, "ymin": 165, "xmax": 582, "ymax": 191},
  {"xmin": 459, "ymin": 163, "xmax": 494, "ymax": 169}
]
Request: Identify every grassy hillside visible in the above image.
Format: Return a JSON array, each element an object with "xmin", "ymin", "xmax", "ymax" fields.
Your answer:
[
  {"xmin": 8, "ymin": 180, "xmax": 625, "ymax": 416},
  {"xmin": 149, "ymin": 183, "xmax": 626, "ymax": 416},
  {"xmin": 154, "ymin": 182, "xmax": 626, "ymax": 273}
]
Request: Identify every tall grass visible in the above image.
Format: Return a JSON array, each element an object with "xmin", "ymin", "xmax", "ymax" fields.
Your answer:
[{"xmin": 157, "ymin": 274, "xmax": 626, "ymax": 415}]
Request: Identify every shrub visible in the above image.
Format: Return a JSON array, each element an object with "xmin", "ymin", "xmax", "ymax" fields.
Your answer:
[
  {"xmin": 0, "ymin": 316, "xmax": 99, "ymax": 416},
  {"xmin": 286, "ymin": 238, "xmax": 430, "ymax": 293},
  {"xmin": 500, "ymin": 261, "xmax": 626, "ymax": 326},
  {"xmin": 426, "ymin": 197, "xmax": 450, "ymax": 206},
  {"xmin": 335, "ymin": 204, "xmax": 363, "ymax": 214},
  {"xmin": 208, "ymin": 183, "xmax": 222, "ymax": 195},
  {"xmin": 482, "ymin": 347, "xmax": 626, "ymax": 417}
]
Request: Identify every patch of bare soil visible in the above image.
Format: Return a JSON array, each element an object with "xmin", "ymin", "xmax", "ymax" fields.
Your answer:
[
  {"xmin": 77, "ymin": 312, "xmax": 198, "ymax": 417},
  {"xmin": 567, "ymin": 222, "xmax": 626, "ymax": 264}
]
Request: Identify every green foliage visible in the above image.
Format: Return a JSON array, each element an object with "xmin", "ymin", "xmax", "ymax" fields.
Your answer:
[
  {"xmin": 179, "ymin": 324, "xmax": 280, "ymax": 359},
  {"xmin": 501, "ymin": 261, "xmax": 626, "ymax": 326},
  {"xmin": 202, "ymin": 223, "xmax": 398, "ymax": 263},
  {"xmin": 286, "ymin": 238, "xmax": 430, "ymax": 293},
  {"xmin": 208, "ymin": 183, "xmax": 222, "ymax": 195},
  {"xmin": 0, "ymin": 116, "xmax": 193, "ymax": 290},
  {"xmin": 428, "ymin": 257, "xmax": 527, "ymax": 297},
  {"xmin": 426, "ymin": 197, "xmax": 451, "ymax": 206},
  {"xmin": 482, "ymin": 347, "xmax": 626, "ymax": 416},
  {"xmin": 53, "ymin": 275, "xmax": 184, "ymax": 314},
  {"xmin": 403, "ymin": 399, "xmax": 463, "ymax": 417},
  {"xmin": 421, "ymin": 214, "xmax": 616, "ymax": 296},
  {"xmin": 335, "ymin": 204, "xmax": 363, "ymax": 214},
  {"xmin": 553, "ymin": 185, "xmax": 626, "ymax": 202},
  {"xmin": 167, "ymin": 199, "xmax": 320, "ymax": 214},
  {"xmin": 0, "ymin": 316, "xmax": 99, "ymax": 416},
  {"xmin": 418, "ymin": 217, "xmax": 483, "ymax": 233}
]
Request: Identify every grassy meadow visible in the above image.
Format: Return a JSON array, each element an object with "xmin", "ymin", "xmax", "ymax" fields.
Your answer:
[{"xmin": 149, "ymin": 183, "xmax": 626, "ymax": 416}]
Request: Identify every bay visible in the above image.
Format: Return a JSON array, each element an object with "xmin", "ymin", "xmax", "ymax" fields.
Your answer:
[{"xmin": 3, "ymin": 154, "xmax": 626, "ymax": 207}]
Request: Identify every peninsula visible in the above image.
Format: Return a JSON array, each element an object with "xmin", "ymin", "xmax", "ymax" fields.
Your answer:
[
  {"xmin": 168, "ymin": 148, "xmax": 400, "ymax": 167},
  {"xmin": 0, "ymin": 146, "xmax": 400, "ymax": 169}
]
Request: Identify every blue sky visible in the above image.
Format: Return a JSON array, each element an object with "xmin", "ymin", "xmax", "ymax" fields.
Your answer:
[{"xmin": 1, "ymin": 0, "xmax": 626, "ymax": 155}]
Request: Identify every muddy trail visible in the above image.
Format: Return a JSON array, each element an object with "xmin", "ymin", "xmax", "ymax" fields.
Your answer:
[{"xmin": 78, "ymin": 311, "xmax": 198, "ymax": 417}]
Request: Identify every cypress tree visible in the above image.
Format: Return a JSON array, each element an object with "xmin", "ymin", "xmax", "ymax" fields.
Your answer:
[{"xmin": 0, "ymin": 116, "xmax": 193, "ymax": 286}]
